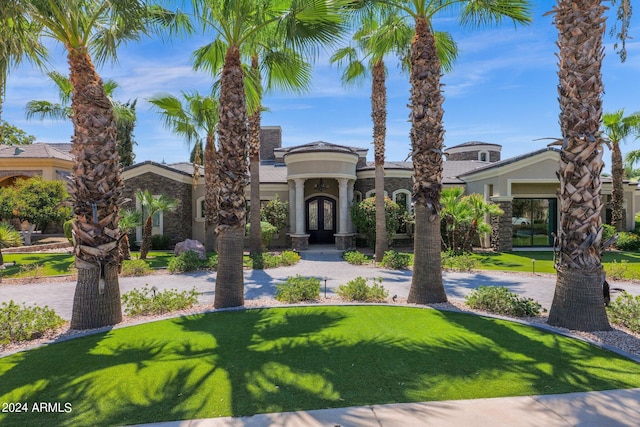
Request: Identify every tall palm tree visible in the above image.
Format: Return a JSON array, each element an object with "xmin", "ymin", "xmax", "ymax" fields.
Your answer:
[
  {"xmin": 547, "ymin": 0, "xmax": 610, "ymax": 331},
  {"xmin": 190, "ymin": 0, "xmax": 344, "ymax": 308},
  {"xmin": 18, "ymin": 0, "xmax": 188, "ymax": 329},
  {"xmin": 0, "ymin": 2, "xmax": 46, "ymax": 126},
  {"xmin": 194, "ymin": 29, "xmax": 313, "ymax": 256},
  {"xmin": 376, "ymin": 0, "xmax": 530, "ymax": 304},
  {"xmin": 601, "ymin": 109, "xmax": 640, "ymax": 231},
  {"xmin": 148, "ymin": 91, "xmax": 219, "ymax": 251},
  {"xmin": 331, "ymin": 9, "xmax": 456, "ymax": 263},
  {"xmin": 136, "ymin": 190, "xmax": 178, "ymax": 260},
  {"xmin": 25, "ymin": 71, "xmax": 137, "ymax": 167}
]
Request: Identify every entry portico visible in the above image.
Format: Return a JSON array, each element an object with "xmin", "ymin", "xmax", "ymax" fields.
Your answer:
[{"xmin": 277, "ymin": 141, "xmax": 362, "ymax": 251}]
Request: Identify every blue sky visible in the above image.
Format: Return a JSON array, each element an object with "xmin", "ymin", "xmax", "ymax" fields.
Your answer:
[{"xmin": 2, "ymin": 1, "xmax": 639, "ymax": 172}]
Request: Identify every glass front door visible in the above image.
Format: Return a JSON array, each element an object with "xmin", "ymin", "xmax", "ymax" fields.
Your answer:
[
  {"xmin": 306, "ymin": 196, "xmax": 336, "ymax": 244},
  {"xmin": 512, "ymin": 198, "xmax": 557, "ymax": 247}
]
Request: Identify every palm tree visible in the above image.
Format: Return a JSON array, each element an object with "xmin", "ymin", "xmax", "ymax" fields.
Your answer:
[
  {"xmin": 462, "ymin": 193, "xmax": 503, "ymax": 252},
  {"xmin": 148, "ymin": 91, "xmax": 220, "ymax": 251},
  {"xmin": 0, "ymin": 222, "xmax": 22, "ymax": 266},
  {"xmin": 18, "ymin": 0, "xmax": 188, "ymax": 329},
  {"xmin": 331, "ymin": 9, "xmax": 456, "ymax": 263},
  {"xmin": 376, "ymin": 0, "xmax": 531, "ymax": 305},
  {"xmin": 136, "ymin": 190, "xmax": 179, "ymax": 260},
  {"xmin": 194, "ymin": 29, "xmax": 314, "ymax": 256},
  {"xmin": 547, "ymin": 0, "xmax": 610, "ymax": 331},
  {"xmin": 118, "ymin": 209, "xmax": 141, "ymax": 261},
  {"xmin": 25, "ymin": 71, "xmax": 137, "ymax": 167},
  {"xmin": 190, "ymin": 0, "xmax": 344, "ymax": 308},
  {"xmin": 601, "ymin": 109, "xmax": 640, "ymax": 231},
  {"xmin": 0, "ymin": 2, "xmax": 46, "ymax": 126}
]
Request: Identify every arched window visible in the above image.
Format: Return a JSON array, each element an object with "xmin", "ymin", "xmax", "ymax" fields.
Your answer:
[
  {"xmin": 195, "ymin": 196, "xmax": 205, "ymax": 221},
  {"xmin": 365, "ymin": 189, "xmax": 387, "ymax": 199},
  {"xmin": 353, "ymin": 191, "xmax": 363, "ymax": 205},
  {"xmin": 478, "ymin": 150, "xmax": 490, "ymax": 162},
  {"xmin": 393, "ymin": 189, "xmax": 412, "ymax": 234}
]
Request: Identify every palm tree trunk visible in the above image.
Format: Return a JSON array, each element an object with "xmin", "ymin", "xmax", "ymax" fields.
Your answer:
[
  {"xmin": 611, "ymin": 141, "xmax": 625, "ymax": 231},
  {"xmin": 372, "ymin": 60, "xmax": 388, "ymax": 262},
  {"xmin": 408, "ymin": 204, "xmax": 446, "ymax": 303},
  {"xmin": 548, "ymin": 0, "xmax": 610, "ymax": 331},
  {"xmin": 140, "ymin": 216, "xmax": 152, "ymax": 260},
  {"xmin": 67, "ymin": 48, "xmax": 123, "ymax": 329},
  {"xmin": 249, "ymin": 57, "xmax": 263, "ymax": 255},
  {"xmin": 215, "ymin": 45, "xmax": 248, "ymax": 309},
  {"xmin": 407, "ymin": 17, "xmax": 447, "ymax": 304},
  {"xmin": 119, "ymin": 235, "xmax": 131, "ymax": 260},
  {"xmin": 204, "ymin": 132, "xmax": 218, "ymax": 252}
]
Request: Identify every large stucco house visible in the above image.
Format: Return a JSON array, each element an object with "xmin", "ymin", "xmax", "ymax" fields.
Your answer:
[{"xmin": 2, "ymin": 126, "xmax": 639, "ymax": 251}]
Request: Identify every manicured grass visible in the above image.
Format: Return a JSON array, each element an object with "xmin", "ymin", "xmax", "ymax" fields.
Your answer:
[
  {"xmin": 1, "ymin": 306, "xmax": 640, "ymax": 426},
  {"xmin": 0, "ymin": 251, "xmax": 175, "ymax": 278}
]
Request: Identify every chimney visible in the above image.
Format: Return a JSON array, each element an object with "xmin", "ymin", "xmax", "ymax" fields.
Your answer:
[{"xmin": 260, "ymin": 126, "xmax": 282, "ymax": 163}]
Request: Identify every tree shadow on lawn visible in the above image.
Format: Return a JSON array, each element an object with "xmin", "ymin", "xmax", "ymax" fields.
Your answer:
[{"xmin": 2, "ymin": 307, "xmax": 640, "ymax": 426}]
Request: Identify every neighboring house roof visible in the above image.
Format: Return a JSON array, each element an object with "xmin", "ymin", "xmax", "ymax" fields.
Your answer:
[
  {"xmin": 0, "ymin": 143, "xmax": 73, "ymax": 161},
  {"xmin": 124, "ymin": 160, "xmax": 197, "ymax": 177}
]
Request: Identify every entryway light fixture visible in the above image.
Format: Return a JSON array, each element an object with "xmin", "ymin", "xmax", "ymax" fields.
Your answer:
[{"xmin": 314, "ymin": 178, "xmax": 329, "ymax": 192}]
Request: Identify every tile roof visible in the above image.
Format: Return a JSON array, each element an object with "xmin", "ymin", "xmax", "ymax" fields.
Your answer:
[
  {"xmin": 458, "ymin": 147, "xmax": 560, "ymax": 177},
  {"xmin": 0, "ymin": 143, "xmax": 73, "ymax": 161}
]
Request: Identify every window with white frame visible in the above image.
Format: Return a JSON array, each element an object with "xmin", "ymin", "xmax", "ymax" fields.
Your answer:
[
  {"xmin": 196, "ymin": 196, "xmax": 205, "ymax": 220},
  {"xmin": 393, "ymin": 189, "xmax": 412, "ymax": 233},
  {"xmin": 365, "ymin": 189, "xmax": 388, "ymax": 198},
  {"xmin": 478, "ymin": 150, "xmax": 489, "ymax": 162},
  {"xmin": 353, "ymin": 191, "xmax": 362, "ymax": 204}
]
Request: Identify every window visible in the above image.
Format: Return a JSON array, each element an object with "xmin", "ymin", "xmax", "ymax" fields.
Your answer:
[
  {"xmin": 478, "ymin": 150, "xmax": 489, "ymax": 162},
  {"xmin": 512, "ymin": 198, "xmax": 557, "ymax": 247},
  {"xmin": 353, "ymin": 191, "xmax": 362, "ymax": 204},
  {"xmin": 196, "ymin": 196, "xmax": 205, "ymax": 220},
  {"xmin": 365, "ymin": 189, "xmax": 387, "ymax": 198},
  {"xmin": 393, "ymin": 190, "xmax": 412, "ymax": 234}
]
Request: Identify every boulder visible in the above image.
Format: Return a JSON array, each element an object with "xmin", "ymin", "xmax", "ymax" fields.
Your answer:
[{"xmin": 174, "ymin": 239, "xmax": 206, "ymax": 260}]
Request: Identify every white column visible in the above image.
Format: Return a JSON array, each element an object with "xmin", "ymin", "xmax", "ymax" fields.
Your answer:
[
  {"xmin": 338, "ymin": 178, "xmax": 348, "ymax": 234},
  {"xmin": 295, "ymin": 178, "xmax": 305, "ymax": 235},
  {"xmin": 347, "ymin": 179, "xmax": 355, "ymax": 233},
  {"xmin": 288, "ymin": 180, "xmax": 296, "ymax": 233}
]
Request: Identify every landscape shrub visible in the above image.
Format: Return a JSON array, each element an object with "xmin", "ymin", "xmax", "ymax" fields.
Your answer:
[
  {"xmin": 63, "ymin": 219, "xmax": 74, "ymax": 245},
  {"xmin": 337, "ymin": 277, "xmax": 388, "ymax": 302},
  {"xmin": 0, "ymin": 300, "xmax": 65, "ymax": 344},
  {"xmin": 465, "ymin": 286, "xmax": 543, "ymax": 317},
  {"xmin": 607, "ymin": 292, "xmax": 640, "ymax": 334},
  {"xmin": 260, "ymin": 195, "xmax": 289, "ymax": 232},
  {"xmin": 245, "ymin": 221, "xmax": 278, "ymax": 249},
  {"xmin": 167, "ymin": 250, "xmax": 207, "ymax": 273},
  {"xmin": 442, "ymin": 251, "xmax": 478, "ymax": 272},
  {"xmin": 602, "ymin": 224, "xmax": 616, "ymax": 245},
  {"xmin": 275, "ymin": 275, "xmax": 320, "ymax": 303},
  {"xmin": 121, "ymin": 259, "xmax": 152, "ymax": 277},
  {"xmin": 150, "ymin": 234, "xmax": 172, "ymax": 250},
  {"xmin": 279, "ymin": 250, "xmax": 300, "ymax": 266},
  {"xmin": 248, "ymin": 250, "xmax": 301, "ymax": 269},
  {"xmin": 207, "ymin": 253, "xmax": 219, "ymax": 270},
  {"xmin": 614, "ymin": 232, "xmax": 640, "ymax": 251},
  {"xmin": 605, "ymin": 260, "xmax": 629, "ymax": 281},
  {"xmin": 121, "ymin": 284, "xmax": 199, "ymax": 316},
  {"xmin": 350, "ymin": 197, "xmax": 403, "ymax": 248},
  {"xmin": 343, "ymin": 250, "xmax": 369, "ymax": 265},
  {"xmin": 380, "ymin": 250, "xmax": 411, "ymax": 269}
]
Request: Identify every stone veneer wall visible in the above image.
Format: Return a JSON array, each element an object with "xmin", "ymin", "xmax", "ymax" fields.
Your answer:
[
  {"xmin": 491, "ymin": 200, "xmax": 513, "ymax": 252},
  {"xmin": 447, "ymin": 150, "xmax": 500, "ymax": 162},
  {"xmin": 354, "ymin": 176, "xmax": 413, "ymax": 198},
  {"xmin": 123, "ymin": 172, "xmax": 193, "ymax": 245},
  {"xmin": 260, "ymin": 127, "xmax": 281, "ymax": 162}
]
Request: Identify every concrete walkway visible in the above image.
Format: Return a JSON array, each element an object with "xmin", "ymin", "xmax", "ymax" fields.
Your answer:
[{"xmin": 2, "ymin": 246, "xmax": 640, "ymax": 426}]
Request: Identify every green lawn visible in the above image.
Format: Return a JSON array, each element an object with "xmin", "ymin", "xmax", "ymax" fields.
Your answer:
[
  {"xmin": 0, "ymin": 251, "xmax": 174, "ymax": 278},
  {"xmin": 471, "ymin": 251, "xmax": 640, "ymax": 279},
  {"xmin": 1, "ymin": 306, "xmax": 640, "ymax": 426}
]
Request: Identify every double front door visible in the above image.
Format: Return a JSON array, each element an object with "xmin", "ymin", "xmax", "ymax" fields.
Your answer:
[{"xmin": 306, "ymin": 196, "xmax": 336, "ymax": 244}]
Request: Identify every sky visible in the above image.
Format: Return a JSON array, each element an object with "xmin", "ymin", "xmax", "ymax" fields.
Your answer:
[{"xmin": 2, "ymin": 1, "xmax": 639, "ymax": 172}]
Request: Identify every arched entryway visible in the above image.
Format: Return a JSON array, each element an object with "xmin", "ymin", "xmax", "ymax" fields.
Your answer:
[{"xmin": 306, "ymin": 196, "xmax": 336, "ymax": 244}]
